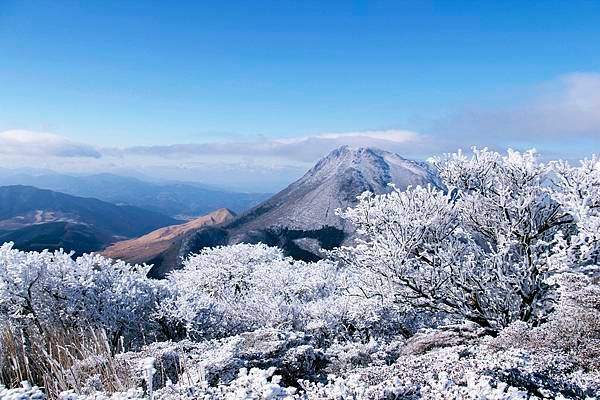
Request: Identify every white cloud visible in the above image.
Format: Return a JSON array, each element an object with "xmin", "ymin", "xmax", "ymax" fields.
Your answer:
[
  {"xmin": 277, "ymin": 129, "xmax": 419, "ymax": 144},
  {"xmin": 0, "ymin": 130, "xmax": 101, "ymax": 158},
  {"xmin": 438, "ymin": 72, "xmax": 600, "ymax": 139},
  {"xmin": 108, "ymin": 129, "xmax": 438, "ymax": 163},
  {"xmin": 97, "ymin": 129, "xmax": 450, "ymax": 191}
]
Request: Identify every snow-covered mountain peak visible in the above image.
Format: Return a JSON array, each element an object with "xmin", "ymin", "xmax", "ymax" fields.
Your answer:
[
  {"xmin": 160, "ymin": 145, "xmax": 442, "ymax": 274},
  {"xmin": 301, "ymin": 145, "xmax": 434, "ymax": 187},
  {"xmin": 232, "ymin": 145, "xmax": 441, "ymax": 231}
]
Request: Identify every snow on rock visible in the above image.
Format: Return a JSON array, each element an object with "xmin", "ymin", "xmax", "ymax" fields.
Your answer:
[
  {"xmin": 401, "ymin": 322, "xmax": 490, "ymax": 355},
  {"xmin": 117, "ymin": 328, "xmax": 324, "ymax": 391}
]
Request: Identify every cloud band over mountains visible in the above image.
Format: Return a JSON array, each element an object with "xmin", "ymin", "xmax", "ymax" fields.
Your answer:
[
  {"xmin": 105, "ymin": 130, "xmax": 434, "ymax": 162},
  {"xmin": 2, "ymin": 72, "xmax": 598, "ymax": 191},
  {"xmin": 0, "ymin": 130, "xmax": 101, "ymax": 159}
]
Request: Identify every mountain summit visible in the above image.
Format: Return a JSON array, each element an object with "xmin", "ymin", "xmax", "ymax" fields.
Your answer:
[
  {"xmin": 148, "ymin": 146, "xmax": 441, "ymax": 277},
  {"xmin": 227, "ymin": 145, "xmax": 441, "ymax": 232}
]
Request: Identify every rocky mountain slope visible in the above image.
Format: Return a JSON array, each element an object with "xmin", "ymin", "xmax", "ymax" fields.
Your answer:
[
  {"xmin": 0, "ymin": 185, "xmax": 179, "ymax": 255},
  {"xmin": 227, "ymin": 145, "xmax": 441, "ymax": 232},
  {"xmin": 149, "ymin": 146, "xmax": 440, "ymax": 277},
  {"xmin": 102, "ymin": 208, "xmax": 235, "ymax": 266}
]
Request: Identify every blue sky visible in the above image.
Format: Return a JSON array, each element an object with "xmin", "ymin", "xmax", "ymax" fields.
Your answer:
[{"xmin": 0, "ymin": 1, "xmax": 599, "ymax": 190}]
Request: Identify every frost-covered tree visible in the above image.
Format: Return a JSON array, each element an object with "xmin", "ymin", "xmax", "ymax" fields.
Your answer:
[
  {"xmin": 336, "ymin": 148, "xmax": 597, "ymax": 332},
  {"xmin": 166, "ymin": 244, "xmax": 295, "ymax": 338},
  {"xmin": 159, "ymin": 243, "xmax": 401, "ymax": 340},
  {"xmin": 549, "ymin": 156, "xmax": 600, "ymax": 270},
  {"xmin": 430, "ymin": 149, "xmax": 573, "ymax": 324}
]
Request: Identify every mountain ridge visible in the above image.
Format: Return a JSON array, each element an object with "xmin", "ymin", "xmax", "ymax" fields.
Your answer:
[
  {"xmin": 227, "ymin": 145, "xmax": 441, "ymax": 232},
  {"xmin": 101, "ymin": 208, "xmax": 236, "ymax": 265},
  {"xmin": 0, "ymin": 172, "xmax": 270, "ymax": 218},
  {"xmin": 0, "ymin": 185, "xmax": 179, "ymax": 255},
  {"xmin": 146, "ymin": 146, "xmax": 441, "ymax": 277}
]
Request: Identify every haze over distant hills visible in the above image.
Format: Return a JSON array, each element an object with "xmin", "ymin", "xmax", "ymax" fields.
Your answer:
[
  {"xmin": 0, "ymin": 171, "xmax": 270, "ymax": 218},
  {"xmin": 140, "ymin": 146, "xmax": 441, "ymax": 277},
  {"xmin": 0, "ymin": 185, "xmax": 179, "ymax": 255}
]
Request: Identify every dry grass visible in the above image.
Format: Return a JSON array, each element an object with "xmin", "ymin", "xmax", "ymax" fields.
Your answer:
[{"xmin": 0, "ymin": 324, "xmax": 135, "ymax": 399}]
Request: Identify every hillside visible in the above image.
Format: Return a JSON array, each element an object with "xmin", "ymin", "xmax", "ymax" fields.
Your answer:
[
  {"xmin": 227, "ymin": 145, "xmax": 442, "ymax": 232},
  {"xmin": 0, "ymin": 222, "xmax": 110, "ymax": 255},
  {"xmin": 102, "ymin": 208, "xmax": 235, "ymax": 265},
  {"xmin": 0, "ymin": 185, "xmax": 179, "ymax": 254}
]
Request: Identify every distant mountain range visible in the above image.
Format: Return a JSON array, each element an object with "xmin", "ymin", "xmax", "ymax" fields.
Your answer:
[
  {"xmin": 0, "ymin": 147, "xmax": 441, "ymax": 274},
  {"xmin": 0, "ymin": 171, "xmax": 270, "ymax": 218},
  {"xmin": 0, "ymin": 185, "xmax": 179, "ymax": 255},
  {"xmin": 136, "ymin": 146, "xmax": 441, "ymax": 277}
]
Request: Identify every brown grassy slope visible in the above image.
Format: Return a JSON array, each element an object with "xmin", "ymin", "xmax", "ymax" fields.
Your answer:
[{"xmin": 101, "ymin": 208, "xmax": 235, "ymax": 264}]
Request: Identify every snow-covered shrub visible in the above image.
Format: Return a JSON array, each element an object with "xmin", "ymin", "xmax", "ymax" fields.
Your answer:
[
  {"xmin": 491, "ymin": 272, "xmax": 600, "ymax": 372},
  {"xmin": 549, "ymin": 156, "xmax": 600, "ymax": 270},
  {"xmin": 323, "ymin": 336, "xmax": 407, "ymax": 375},
  {"xmin": 58, "ymin": 367, "xmax": 298, "ymax": 400},
  {"xmin": 0, "ymin": 244, "xmax": 161, "ymax": 394},
  {"xmin": 160, "ymin": 243, "xmax": 331, "ymax": 338},
  {"xmin": 0, "ymin": 243, "xmax": 163, "ymax": 345},
  {"xmin": 160, "ymin": 243, "xmax": 402, "ymax": 341},
  {"xmin": 336, "ymin": 148, "xmax": 598, "ymax": 332},
  {"xmin": 204, "ymin": 366, "xmax": 298, "ymax": 399},
  {"xmin": 303, "ymin": 330, "xmax": 600, "ymax": 399},
  {"xmin": 59, "ymin": 388, "xmax": 144, "ymax": 400},
  {"xmin": 301, "ymin": 372, "xmax": 532, "ymax": 400}
]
